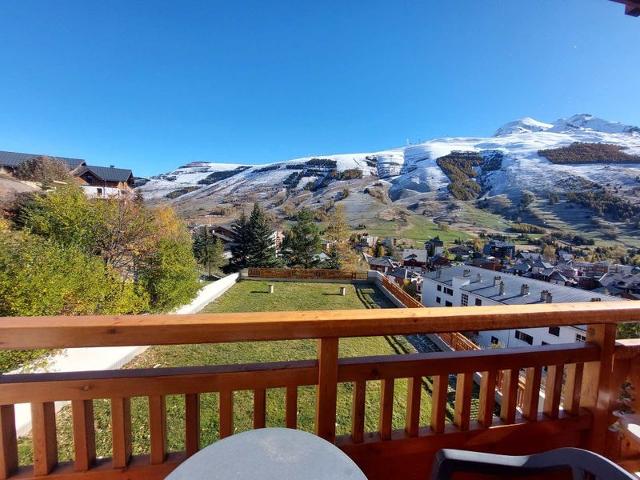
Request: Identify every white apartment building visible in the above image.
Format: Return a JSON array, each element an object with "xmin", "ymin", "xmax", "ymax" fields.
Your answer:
[{"xmin": 422, "ymin": 265, "xmax": 621, "ymax": 349}]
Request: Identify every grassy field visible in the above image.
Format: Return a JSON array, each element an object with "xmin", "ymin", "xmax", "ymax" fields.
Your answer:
[
  {"xmin": 19, "ymin": 280, "xmax": 445, "ymax": 464},
  {"xmin": 366, "ymin": 215, "xmax": 471, "ymax": 244}
]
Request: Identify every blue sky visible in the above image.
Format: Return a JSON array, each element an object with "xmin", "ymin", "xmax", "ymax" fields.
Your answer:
[{"xmin": 0, "ymin": 0, "xmax": 638, "ymax": 177}]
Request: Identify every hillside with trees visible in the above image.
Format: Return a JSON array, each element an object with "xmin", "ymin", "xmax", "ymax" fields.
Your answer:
[{"xmin": 538, "ymin": 142, "xmax": 640, "ymax": 164}]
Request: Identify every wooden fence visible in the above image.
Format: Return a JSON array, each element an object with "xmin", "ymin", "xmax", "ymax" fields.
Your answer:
[
  {"xmin": 247, "ymin": 267, "xmax": 368, "ymax": 281},
  {"xmin": 1, "ymin": 302, "xmax": 639, "ymax": 479}
]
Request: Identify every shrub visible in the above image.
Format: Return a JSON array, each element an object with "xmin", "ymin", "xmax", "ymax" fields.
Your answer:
[{"xmin": 14, "ymin": 156, "xmax": 71, "ymax": 186}]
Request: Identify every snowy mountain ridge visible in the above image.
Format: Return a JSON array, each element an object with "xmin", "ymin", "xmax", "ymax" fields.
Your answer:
[{"xmin": 138, "ymin": 114, "xmax": 640, "ymax": 216}]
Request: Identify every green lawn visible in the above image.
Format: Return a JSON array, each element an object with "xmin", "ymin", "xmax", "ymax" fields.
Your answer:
[
  {"xmin": 202, "ymin": 280, "xmax": 393, "ymax": 313},
  {"xmin": 19, "ymin": 280, "xmax": 444, "ymax": 465}
]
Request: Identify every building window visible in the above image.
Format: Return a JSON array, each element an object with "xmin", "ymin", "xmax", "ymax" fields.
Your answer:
[
  {"xmin": 475, "ymin": 298, "xmax": 482, "ymax": 306},
  {"xmin": 437, "ymin": 285, "xmax": 442, "ymax": 292},
  {"xmin": 576, "ymin": 333, "xmax": 586, "ymax": 342},
  {"xmin": 444, "ymin": 287, "xmax": 453, "ymax": 296},
  {"xmin": 97, "ymin": 188, "xmax": 103, "ymax": 196},
  {"xmin": 515, "ymin": 330, "xmax": 534, "ymax": 345},
  {"xmin": 445, "ymin": 301, "xmax": 452, "ymax": 307},
  {"xmin": 436, "ymin": 297, "xmax": 441, "ymax": 304},
  {"xmin": 541, "ymin": 341, "xmax": 549, "ymax": 346},
  {"xmin": 461, "ymin": 294, "xmax": 468, "ymax": 306},
  {"xmin": 490, "ymin": 336, "xmax": 499, "ymax": 345},
  {"xmin": 548, "ymin": 326, "xmax": 560, "ymax": 337}
]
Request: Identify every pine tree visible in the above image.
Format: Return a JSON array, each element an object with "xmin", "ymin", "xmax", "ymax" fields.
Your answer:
[
  {"xmin": 231, "ymin": 212, "xmax": 251, "ymax": 268},
  {"xmin": 282, "ymin": 208, "xmax": 321, "ymax": 268},
  {"xmin": 246, "ymin": 203, "xmax": 279, "ymax": 267},
  {"xmin": 324, "ymin": 245, "xmax": 342, "ymax": 269},
  {"xmin": 193, "ymin": 227, "xmax": 225, "ymax": 278}
]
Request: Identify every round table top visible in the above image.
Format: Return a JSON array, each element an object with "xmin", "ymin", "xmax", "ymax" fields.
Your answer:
[{"xmin": 165, "ymin": 428, "xmax": 367, "ymax": 480}]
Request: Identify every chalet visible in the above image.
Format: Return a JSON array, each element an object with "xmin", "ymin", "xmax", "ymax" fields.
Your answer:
[
  {"xmin": 363, "ymin": 253, "xmax": 398, "ymax": 274},
  {"xmin": 424, "ymin": 236, "xmax": 444, "ymax": 257},
  {"xmin": 448, "ymin": 244, "xmax": 474, "ymax": 260},
  {"xmin": 401, "ymin": 248, "xmax": 427, "ymax": 268},
  {"xmin": 0, "ymin": 150, "xmax": 85, "ymax": 175},
  {"xmin": 482, "ymin": 239, "xmax": 515, "ymax": 259},
  {"xmin": 75, "ymin": 165, "xmax": 134, "ymax": 198}
]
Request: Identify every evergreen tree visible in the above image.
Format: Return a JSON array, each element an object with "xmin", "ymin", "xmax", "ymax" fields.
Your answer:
[
  {"xmin": 282, "ymin": 208, "xmax": 321, "ymax": 268},
  {"xmin": 323, "ymin": 245, "xmax": 342, "ymax": 269},
  {"xmin": 231, "ymin": 211, "xmax": 251, "ymax": 268},
  {"xmin": 193, "ymin": 227, "xmax": 225, "ymax": 278},
  {"xmin": 246, "ymin": 203, "xmax": 279, "ymax": 267}
]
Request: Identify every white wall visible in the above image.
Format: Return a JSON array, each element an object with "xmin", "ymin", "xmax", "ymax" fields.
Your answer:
[
  {"xmin": 175, "ymin": 272, "xmax": 240, "ymax": 314},
  {"xmin": 422, "ymin": 277, "xmax": 586, "ymax": 349}
]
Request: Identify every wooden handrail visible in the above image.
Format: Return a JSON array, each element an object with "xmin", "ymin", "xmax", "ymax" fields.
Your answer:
[
  {"xmin": 1, "ymin": 304, "xmax": 634, "ymax": 479},
  {"xmin": 1, "ymin": 302, "xmax": 638, "ymax": 349}
]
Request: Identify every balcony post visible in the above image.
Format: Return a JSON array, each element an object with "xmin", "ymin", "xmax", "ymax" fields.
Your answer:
[
  {"xmin": 316, "ymin": 337, "xmax": 339, "ymax": 442},
  {"xmin": 581, "ymin": 323, "xmax": 617, "ymax": 453}
]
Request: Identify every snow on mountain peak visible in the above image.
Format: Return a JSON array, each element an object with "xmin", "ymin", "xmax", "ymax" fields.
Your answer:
[
  {"xmin": 494, "ymin": 117, "xmax": 552, "ymax": 136},
  {"xmin": 549, "ymin": 114, "xmax": 640, "ymax": 135}
]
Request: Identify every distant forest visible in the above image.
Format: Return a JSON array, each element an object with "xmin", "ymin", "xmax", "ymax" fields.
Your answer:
[{"xmin": 538, "ymin": 142, "xmax": 640, "ymax": 165}]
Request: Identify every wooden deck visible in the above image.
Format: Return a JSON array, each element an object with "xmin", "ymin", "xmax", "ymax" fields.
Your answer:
[{"xmin": 1, "ymin": 302, "xmax": 640, "ymax": 479}]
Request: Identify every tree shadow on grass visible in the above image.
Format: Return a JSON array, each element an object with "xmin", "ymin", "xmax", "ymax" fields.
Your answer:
[{"xmin": 250, "ymin": 290, "xmax": 271, "ymax": 294}]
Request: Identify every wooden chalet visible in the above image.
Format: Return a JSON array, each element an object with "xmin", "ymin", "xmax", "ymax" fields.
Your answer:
[{"xmin": 74, "ymin": 165, "xmax": 134, "ymax": 194}]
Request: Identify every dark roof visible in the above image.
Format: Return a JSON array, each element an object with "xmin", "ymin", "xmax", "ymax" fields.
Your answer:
[
  {"xmin": 0, "ymin": 150, "xmax": 85, "ymax": 170},
  {"xmin": 79, "ymin": 165, "xmax": 133, "ymax": 183}
]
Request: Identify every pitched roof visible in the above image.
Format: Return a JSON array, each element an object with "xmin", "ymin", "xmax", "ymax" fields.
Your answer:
[
  {"xmin": 0, "ymin": 150, "xmax": 85, "ymax": 170},
  {"xmin": 79, "ymin": 165, "xmax": 133, "ymax": 182}
]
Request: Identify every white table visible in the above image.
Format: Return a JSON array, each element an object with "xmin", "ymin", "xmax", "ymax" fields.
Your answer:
[{"xmin": 165, "ymin": 428, "xmax": 367, "ymax": 479}]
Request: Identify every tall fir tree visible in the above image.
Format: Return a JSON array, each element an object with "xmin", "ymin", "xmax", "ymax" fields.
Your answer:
[
  {"xmin": 231, "ymin": 211, "xmax": 251, "ymax": 268},
  {"xmin": 246, "ymin": 203, "xmax": 279, "ymax": 267},
  {"xmin": 282, "ymin": 208, "xmax": 322, "ymax": 268}
]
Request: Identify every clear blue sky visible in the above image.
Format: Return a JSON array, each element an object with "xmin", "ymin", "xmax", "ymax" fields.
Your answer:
[{"xmin": 0, "ymin": 0, "xmax": 638, "ymax": 177}]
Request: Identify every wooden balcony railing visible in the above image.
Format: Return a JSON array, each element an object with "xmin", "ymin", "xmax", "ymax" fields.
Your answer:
[{"xmin": 0, "ymin": 302, "xmax": 639, "ymax": 479}]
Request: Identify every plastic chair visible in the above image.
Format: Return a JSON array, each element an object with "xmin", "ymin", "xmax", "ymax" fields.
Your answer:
[{"xmin": 431, "ymin": 447, "xmax": 637, "ymax": 479}]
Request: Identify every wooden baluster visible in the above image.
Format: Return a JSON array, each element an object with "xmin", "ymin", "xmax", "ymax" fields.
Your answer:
[
  {"xmin": 431, "ymin": 375, "xmax": 448, "ymax": 434},
  {"xmin": 149, "ymin": 395, "xmax": 166, "ymax": 464},
  {"xmin": 315, "ymin": 337, "xmax": 339, "ymax": 442},
  {"xmin": 219, "ymin": 390, "xmax": 233, "ymax": 439},
  {"xmin": 111, "ymin": 397, "xmax": 132, "ymax": 469},
  {"xmin": 351, "ymin": 381, "xmax": 366, "ymax": 443},
  {"xmin": 454, "ymin": 373, "xmax": 473, "ymax": 431},
  {"xmin": 500, "ymin": 368, "xmax": 519, "ymax": 424},
  {"xmin": 379, "ymin": 378, "xmax": 394, "ymax": 440},
  {"xmin": 478, "ymin": 371, "xmax": 497, "ymax": 427},
  {"xmin": 405, "ymin": 376, "xmax": 421, "ymax": 437},
  {"xmin": 71, "ymin": 400, "xmax": 95, "ymax": 471},
  {"xmin": 185, "ymin": 394, "xmax": 200, "ymax": 457},
  {"xmin": 31, "ymin": 402, "xmax": 57, "ymax": 475},
  {"xmin": 0, "ymin": 405, "xmax": 18, "ymax": 480},
  {"xmin": 581, "ymin": 323, "xmax": 617, "ymax": 453},
  {"xmin": 543, "ymin": 364, "xmax": 564, "ymax": 419},
  {"xmin": 522, "ymin": 367, "xmax": 542, "ymax": 421},
  {"xmin": 563, "ymin": 363, "xmax": 584, "ymax": 415},
  {"xmin": 253, "ymin": 389, "xmax": 266, "ymax": 429},
  {"xmin": 286, "ymin": 386, "xmax": 298, "ymax": 429}
]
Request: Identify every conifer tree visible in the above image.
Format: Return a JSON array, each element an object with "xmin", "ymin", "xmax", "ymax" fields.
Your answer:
[
  {"xmin": 282, "ymin": 208, "xmax": 321, "ymax": 268},
  {"xmin": 246, "ymin": 203, "xmax": 279, "ymax": 267},
  {"xmin": 193, "ymin": 227, "xmax": 225, "ymax": 278},
  {"xmin": 231, "ymin": 211, "xmax": 251, "ymax": 268}
]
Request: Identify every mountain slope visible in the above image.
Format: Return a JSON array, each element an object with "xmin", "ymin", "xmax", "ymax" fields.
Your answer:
[{"xmin": 139, "ymin": 114, "xmax": 640, "ymax": 243}]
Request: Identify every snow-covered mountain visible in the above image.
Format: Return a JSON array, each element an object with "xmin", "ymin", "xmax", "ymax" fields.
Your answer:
[{"xmin": 139, "ymin": 114, "xmax": 640, "ymax": 221}]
